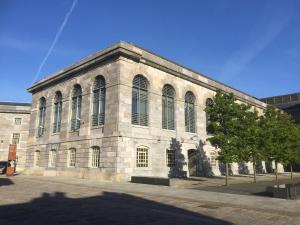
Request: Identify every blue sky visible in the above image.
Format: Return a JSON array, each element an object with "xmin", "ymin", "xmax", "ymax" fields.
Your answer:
[{"xmin": 1, "ymin": 0, "xmax": 300, "ymax": 102}]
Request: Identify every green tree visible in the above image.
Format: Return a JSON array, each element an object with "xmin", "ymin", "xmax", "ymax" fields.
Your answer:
[
  {"xmin": 205, "ymin": 90, "xmax": 240, "ymax": 186},
  {"xmin": 236, "ymin": 105, "xmax": 263, "ymax": 183},
  {"xmin": 260, "ymin": 106, "xmax": 292, "ymax": 184},
  {"xmin": 281, "ymin": 122, "xmax": 300, "ymax": 181}
]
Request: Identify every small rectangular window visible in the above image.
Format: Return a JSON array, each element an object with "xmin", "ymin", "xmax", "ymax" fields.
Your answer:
[
  {"xmin": 12, "ymin": 133, "xmax": 20, "ymax": 144},
  {"xmin": 166, "ymin": 149, "xmax": 175, "ymax": 167},
  {"xmin": 15, "ymin": 118, "xmax": 22, "ymax": 125},
  {"xmin": 210, "ymin": 151, "xmax": 217, "ymax": 166},
  {"xmin": 48, "ymin": 150, "xmax": 57, "ymax": 168},
  {"xmin": 91, "ymin": 147, "xmax": 100, "ymax": 168},
  {"xmin": 68, "ymin": 149, "xmax": 76, "ymax": 167},
  {"xmin": 136, "ymin": 147, "xmax": 148, "ymax": 167}
]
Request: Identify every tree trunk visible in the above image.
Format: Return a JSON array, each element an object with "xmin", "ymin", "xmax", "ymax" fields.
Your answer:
[
  {"xmin": 225, "ymin": 162, "xmax": 229, "ymax": 186},
  {"xmin": 275, "ymin": 162, "xmax": 279, "ymax": 186},
  {"xmin": 290, "ymin": 164, "xmax": 293, "ymax": 181},
  {"xmin": 253, "ymin": 160, "xmax": 257, "ymax": 183}
]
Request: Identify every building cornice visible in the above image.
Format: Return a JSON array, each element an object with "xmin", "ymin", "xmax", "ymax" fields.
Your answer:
[{"xmin": 27, "ymin": 41, "xmax": 266, "ymax": 109}]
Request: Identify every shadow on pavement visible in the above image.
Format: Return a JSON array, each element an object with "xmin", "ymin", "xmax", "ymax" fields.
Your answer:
[
  {"xmin": 0, "ymin": 191, "xmax": 233, "ymax": 225},
  {"xmin": 0, "ymin": 177, "xmax": 14, "ymax": 187}
]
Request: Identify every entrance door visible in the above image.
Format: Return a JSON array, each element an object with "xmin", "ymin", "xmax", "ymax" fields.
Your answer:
[{"xmin": 188, "ymin": 149, "xmax": 198, "ymax": 176}]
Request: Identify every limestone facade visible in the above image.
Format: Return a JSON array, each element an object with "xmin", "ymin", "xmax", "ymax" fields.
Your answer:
[
  {"xmin": 25, "ymin": 42, "xmax": 278, "ymax": 181},
  {"xmin": 0, "ymin": 102, "xmax": 31, "ymax": 171}
]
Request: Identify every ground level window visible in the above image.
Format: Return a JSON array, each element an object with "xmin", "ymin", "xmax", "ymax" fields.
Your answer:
[
  {"xmin": 12, "ymin": 133, "xmax": 20, "ymax": 144},
  {"xmin": 68, "ymin": 148, "xmax": 76, "ymax": 167},
  {"xmin": 210, "ymin": 151, "xmax": 217, "ymax": 166},
  {"xmin": 90, "ymin": 147, "xmax": 100, "ymax": 168},
  {"xmin": 166, "ymin": 149, "xmax": 175, "ymax": 167},
  {"xmin": 34, "ymin": 150, "xmax": 40, "ymax": 167},
  {"xmin": 136, "ymin": 147, "xmax": 148, "ymax": 167},
  {"xmin": 48, "ymin": 150, "xmax": 57, "ymax": 168}
]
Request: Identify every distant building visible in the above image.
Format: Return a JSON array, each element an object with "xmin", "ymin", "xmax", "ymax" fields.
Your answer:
[
  {"xmin": 24, "ymin": 42, "xmax": 279, "ymax": 181},
  {"xmin": 261, "ymin": 93, "xmax": 300, "ymax": 124},
  {"xmin": 0, "ymin": 102, "xmax": 31, "ymax": 171}
]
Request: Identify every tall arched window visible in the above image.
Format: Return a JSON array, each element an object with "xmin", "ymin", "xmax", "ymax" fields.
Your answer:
[
  {"xmin": 38, "ymin": 97, "xmax": 46, "ymax": 137},
  {"xmin": 185, "ymin": 91, "xmax": 196, "ymax": 133},
  {"xmin": 71, "ymin": 85, "xmax": 82, "ymax": 131},
  {"xmin": 162, "ymin": 84, "xmax": 175, "ymax": 130},
  {"xmin": 53, "ymin": 91, "xmax": 62, "ymax": 133},
  {"xmin": 92, "ymin": 76, "xmax": 106, "ymax": 126},
  {"xmin": 206, "ymin": 98, "xmax": 214, "ymax": 134},
  {"xmin": 132, "ymin": 75, "xmax": 148, "ymax": 126}
]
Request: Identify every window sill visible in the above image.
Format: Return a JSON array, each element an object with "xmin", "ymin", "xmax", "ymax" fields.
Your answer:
[
  {"xmin": 162, "ymin": 129, "xmax": 176, "ymax": 133},
  {"xmin": 132, "ymin": 124, "xmax": 149, "ymax": 129},
  {"xmin": 91, "ymin": 125, "xmax": 104, "ymax": 130},
  {"xmin": 135, "ymin": 167, "xmax": 152, "ymax": 171},
  {"xmin": 51, "ymin": 132, "xmax": 61, "ymax": 136}
]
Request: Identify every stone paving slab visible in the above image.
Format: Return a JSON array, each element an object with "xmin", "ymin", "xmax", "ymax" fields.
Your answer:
[{"xmin": 1, "ymin": 175, "xmax": 300, "ymax": 225}]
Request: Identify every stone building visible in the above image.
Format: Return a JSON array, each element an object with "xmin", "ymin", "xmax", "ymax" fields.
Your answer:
[
  {"xmin": 25, "ymin": 42, "xmax": 272, "ymax": 181},
  {"xmin": 0, "ymin": 102, "xmax": 31, "ymax": 171}
]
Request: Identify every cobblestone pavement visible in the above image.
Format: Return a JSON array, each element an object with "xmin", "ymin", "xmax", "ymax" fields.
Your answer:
[{"xmin": 0, "ymin": 175, "xmax": 299, "ymax": 225}]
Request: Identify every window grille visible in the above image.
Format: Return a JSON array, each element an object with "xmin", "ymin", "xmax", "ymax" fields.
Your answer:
[
  {"xmin": 136, "ymin": 147, "xmax": 148, "ymax": 167},
  {"xmin": 34, "ymin": 150, "xmax": 40, "ymax": 167},
  {"xmin": 210, "ymin": 151, "xmax": 217, "ymax": 166},
  {"xmin": 15, "ymin": 118, "xmax": 22, "ymax": 125},
  {"xmin": 132, "ymin": 75, "xmax": 148, "ymax": 126},
  {"xmin": 12, "ymin": 133, "xmax": 20, "ymax": 144},
  {"xmin": 48, "ymin": 150, "xmax": 57, "ymax": 167},
  {"xmin": 68, "ymin": 148, "xmax": 76, "ymax": 167},
  {"xmin": 71, "ymin": 85, "xmax": 82, "ymax": 131},
  {"xmin": 38, "ymin": 97, "xmax": 46, "ymax": 137},
  {"xmin": 92, "ymin": 76, "xmax": 106, "ymax": 126},
  {"xmin": 91, "ymin": 146, "xmax": 100, "ymax": 168},
  {"xmin": 166, "ymin": 149, "xmax": 175, "ymax": 167},
  {"xmin": 185, "ymin": 91, "xmax": 196, "ymax": 133},
  {"xmin": 162, "ymin": 85, "xmax": 175, "ymax": 130},
  {"xmin": 53, "ymin": 92, "xmax": 62, "ymax": 133}
]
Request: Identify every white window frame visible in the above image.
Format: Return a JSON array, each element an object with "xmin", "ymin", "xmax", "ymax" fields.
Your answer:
[
  {"xmin": 48, "ymin": 149, "xmax": 57, "ymax": 168},
  {"xmin": 136, "ymin": 147, "xmax": 149, "ymax": 168},
  {"xmin": 34, "ymin": 150, "xmax": 40, "ymax": 167},
  {"xmin": 68, "ymin": 148, "xmax": 76, "ymax": 167},
  {"xmin": 89, "ymin": 146, "xmax": 100, "ymax": 168}
]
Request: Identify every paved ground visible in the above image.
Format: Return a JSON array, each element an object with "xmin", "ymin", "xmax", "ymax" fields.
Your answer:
[
  {"xmin": 0, "ymin": 175, "xmax": 300, "ymax": 225},
  {"xmin": 177, "ymin": 173, "xmax": 300, "ymax": 197}
]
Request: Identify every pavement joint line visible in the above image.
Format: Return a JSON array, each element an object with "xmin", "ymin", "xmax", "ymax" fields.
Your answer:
[{"xmin": 6, "ymin": 175, "xmax": 300, "ymax": 217}]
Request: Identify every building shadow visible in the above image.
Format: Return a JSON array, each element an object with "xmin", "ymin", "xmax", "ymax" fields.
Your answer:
[
  {"xmin": 168, "ymin": 138, "xmax": 187, "ymax": 178},
  {"xmin": 0, "ymin": 177, "xmax": 14, "ymax": 187},
  {"xmin": 195, "ymin": 140, "xmax": 213, "ymax": 177},
  {"xmin": 219, "ymin": 162, "xmax": 233, "ymax": 176},
  {"xmin": 238, "ymin": 162, "xmax": 250, "ymax": 175},
  {"xmin": 0, "ymin": 191, "xmax": 233, "ymax": 225}
]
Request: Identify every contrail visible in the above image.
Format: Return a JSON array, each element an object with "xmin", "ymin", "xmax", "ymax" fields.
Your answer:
[{"xmin": 32, "ymin": 0, "xmax": 78, "ymax": 83}]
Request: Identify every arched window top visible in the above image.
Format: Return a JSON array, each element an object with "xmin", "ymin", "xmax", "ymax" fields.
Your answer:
[
  {"xmin": 185, "ymin": 91, "xmax": 195, "ymax": 104},
  {"xmin": 137, "ymin": 145, "xmax": 149, "ymax": 149},
  {"xmin": 91, "ymin": 145, "xmax": 100, "ymax": 150},
  {"xmin": 93, "ymin": 76, "xmax": 105, "ymax": 91},
  {"xmin": 72, "ymin": 84, "xmax": 82, "ymax": 97},
  {"xmin": 162, "ymin": 84, "xmax": 175, "ymax": 97},
  {"xmin": 133, "ymin": 75, "xmax": 148, "ymax": 90},
  {"xmin": 54, "ymin": 91, "xmax": 62, "ymax": 102},
  {"xmin": 39, "ymin": 97, "xmax": 46, "ymax": 108},
  {"xmin": 206, "ymin": 98, "xmax": 214, "ymax": 106}
]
